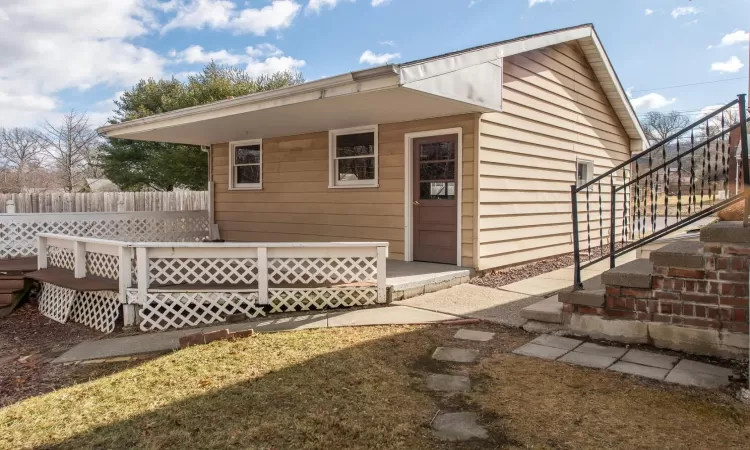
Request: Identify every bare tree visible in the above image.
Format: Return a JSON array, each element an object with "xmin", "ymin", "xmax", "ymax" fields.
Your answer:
[
  {"xmin": 36, "ymin": 111, "xmax": 101, "ymax": 192},
  {"xmin": 640, "ymin": 111, "xmax": 691, "ymax": 145},
  {"xmin": 0, "ymin": 127, "xmax": 42, "ymax": 191}
]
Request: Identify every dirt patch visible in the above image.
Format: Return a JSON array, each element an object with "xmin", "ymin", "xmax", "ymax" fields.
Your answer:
[{"xmin": 0, "ymin": 298, "xmax": 136, "ymax": 407}]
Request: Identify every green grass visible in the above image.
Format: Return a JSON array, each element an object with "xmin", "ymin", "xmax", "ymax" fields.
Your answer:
[{"xmin": 1, "ymin": 325, "xmax": 748, "ymax": 450}]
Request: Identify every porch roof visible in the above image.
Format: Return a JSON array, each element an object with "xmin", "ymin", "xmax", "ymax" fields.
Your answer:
[{"xmin": 99, "ymin": 24, "xmax": 646, "ymax": 148}]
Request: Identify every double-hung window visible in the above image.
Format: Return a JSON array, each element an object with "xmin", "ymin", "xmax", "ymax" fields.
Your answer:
[
  {"xmin": 329, "ymin": 125, "xmax": 378, "ymax": 188},
  {"xmin": 229, "ymin": 139, "xmax": 262, "ymax": 190}
]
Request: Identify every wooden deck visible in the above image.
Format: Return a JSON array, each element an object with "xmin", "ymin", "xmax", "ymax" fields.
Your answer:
[
  {"xmin": 25, "ymin": 268, "xmax": 119, "ymax": 292},
  {"xmin": 0, "ymin": 257, "xmax": 37, "ymax": 313}
]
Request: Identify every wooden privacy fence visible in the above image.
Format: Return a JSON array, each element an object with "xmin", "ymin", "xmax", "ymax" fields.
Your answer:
[{"xmin": 0, "ymin": 191, "xmax": 209, "ymax": 214}]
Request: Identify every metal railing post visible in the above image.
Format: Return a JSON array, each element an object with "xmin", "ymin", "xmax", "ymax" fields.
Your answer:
[
  {"xmin": 738, "ymin": 94, "xmax": 749, "ymax": 226},
  {"xmin": 609, "ymin": 178, "xmax": 617, "ymax": 268},
  {"xmin": 571, "ymin": 185, "xmax": 583, "ymax": 289}
]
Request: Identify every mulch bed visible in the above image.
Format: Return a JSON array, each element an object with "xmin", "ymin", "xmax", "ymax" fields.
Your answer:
[{"xmin": 471, "ymin": 245, "xmax": 621, "ymax": 290}]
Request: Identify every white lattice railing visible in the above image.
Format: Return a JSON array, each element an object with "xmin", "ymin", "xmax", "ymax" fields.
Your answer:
[
  {"xmin": 36, "ymin": 234, "xmax": 388, "ymax": 333},
  {"xmin": 0, "ymin": 210, "xmax": 209, "ymax": 259}
]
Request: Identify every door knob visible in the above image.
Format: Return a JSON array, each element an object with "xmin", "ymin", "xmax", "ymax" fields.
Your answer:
[{"xmin": 413, "ymin": 201, "xmax": 420, "ymax": 205}]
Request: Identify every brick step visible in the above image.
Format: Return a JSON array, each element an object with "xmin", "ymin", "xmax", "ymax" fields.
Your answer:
[
  {"xmin": 558, "ymin": 289, "xmax": 605, "ymax": 307},
  {"xmin": 649, "ymin": 240, "xmax": 704, "ymax": 269},
  {"xmin": 700, "ymin": 221, "xmax": 750, "ymax": 244},
  {"xmin": 601, "ymin": 259, "xmax": 653, "ymax": 289}
]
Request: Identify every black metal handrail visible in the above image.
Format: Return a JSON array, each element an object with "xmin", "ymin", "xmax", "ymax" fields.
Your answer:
[{"xmin": 571, "ymin": 94, "xmax": 750, "ymax": 289}]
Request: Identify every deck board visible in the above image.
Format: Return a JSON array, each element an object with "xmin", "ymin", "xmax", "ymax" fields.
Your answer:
[
  {"xmin": 25, "ymin": 268, "xmax": 119, "ymax": 292},
  {"xmin": 0, "ymin": 257, "xmax": 38, "ymax": 274}
]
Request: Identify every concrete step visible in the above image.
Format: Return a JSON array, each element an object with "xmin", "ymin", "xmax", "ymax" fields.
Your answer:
[
  {"xmin": 649, "ymin": 240, "xmax": 704, "ymax": 269},
  {"xmin": 700, "ymin": 221, "xmax": 750, "ymax": 244},
  {"xmin": 636, "ymin": 233, "xmax": 699, "ymax": 259},
  {"xmin": 601, "ymin": 259, "xmax": 653, "ymax": 288},
  {"xmin": 520, "ymin": 296, "xmax": 562, "ymax": 324},
  {"xmin": 558, "ymin": 289, "xmax": 605, "ymax": 307}
]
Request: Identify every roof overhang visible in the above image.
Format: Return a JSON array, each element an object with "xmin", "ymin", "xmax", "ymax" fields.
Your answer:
[
  {"xmin": 99, "ymin": 63, "xmax": 500, "ymax": 146},
  {"xmin": 100, "ymin": 24, "xmax": 645, "ymax": 150}
]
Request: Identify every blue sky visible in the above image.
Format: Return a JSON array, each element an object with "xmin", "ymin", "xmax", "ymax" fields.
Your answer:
[{"xmin": 0, "ymin": 0, "xmax": 748, "ymax": 129}]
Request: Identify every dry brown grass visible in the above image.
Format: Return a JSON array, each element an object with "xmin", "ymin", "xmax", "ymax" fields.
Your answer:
[
  {"xmin": 472, "ymin": 354, "xmax": 750, "ymax": 450},
  {"xmin": 1, "ymin": 324, "xmax": 748, "ymax": 450}
]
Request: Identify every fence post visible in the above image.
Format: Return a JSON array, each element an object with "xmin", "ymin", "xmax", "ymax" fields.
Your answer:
[
  {"xmin": 570, "ymin": 185, "xmax": 583, "ymax": 289},
  {"xmin": 738, "ymin": 94, "xmax": 749, "ymax": 227},
  {"xmin": 6, "ymin": 199, "xmax": 15, "ymax": 214},
  {"xmin": 609, "ymin": 177, "xmax": 617, "ymax": 269},
  {"xmin": 136, "ymin": 247, "xmax": 149, "ymax": 306},
  {"xmin": 377, "ymin": 245, "xmax": 387, "ymax": 303},
  {"xmin": 119, "ymin": 246, "xmax": 137, "ymax": 326},
  {"xmin": 73, "ymin": 241, "xmax": 86, "ymax": 278},
  {"xmin": 257, "ymin": 247, "xmax": 268, "ymax": 305},
  {"xmin": 37, "ymin": 236, "xmax": 48, "ymax": 269}
]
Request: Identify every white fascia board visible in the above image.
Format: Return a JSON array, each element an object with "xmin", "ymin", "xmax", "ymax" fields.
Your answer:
[
  {"xmin": 99, "ymin": 68, "xmax": 400, "ymax": 138},
  {"xmin": 587, "ymin": 30, "xmax": 648, "ymax": 145},
  {"xmin": 498, "ymin": 26, "xmax": 592, "ymax": 57}
]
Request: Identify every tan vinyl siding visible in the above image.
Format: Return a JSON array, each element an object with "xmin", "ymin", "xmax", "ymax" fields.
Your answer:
[
  {"xmin": 212, "ymin": 114, "xmax": 476, "ymax": 267},
  {"xmin": 477, "ymin": 42, "xmax": 631, "ymax": 270}
]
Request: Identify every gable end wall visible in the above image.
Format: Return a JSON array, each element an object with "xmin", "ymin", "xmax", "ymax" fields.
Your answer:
[{"xmin": 477, "ymin": 41, "xmax": 632, "ymax": 270}]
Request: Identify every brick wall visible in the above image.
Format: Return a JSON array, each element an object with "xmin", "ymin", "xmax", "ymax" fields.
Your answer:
[{"xmin": 563, "ymin": 244, "xmax": 750, "ymax": 334}]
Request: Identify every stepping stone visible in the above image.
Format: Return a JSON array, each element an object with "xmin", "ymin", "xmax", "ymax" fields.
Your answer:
[
  {"xmin": 664, "ymin": 359, "xmax": 733, "ymax": 389},
  {"xmin": 454, "ymin": 329, "xmax": 495, "ymax": 342},
  {"xmin": 621, "ymin": 349, "xmax": 678, "ymax": 370},
  {"xmin": 513, "ymin": 343, "xmax": 569, "ymax": 361},
  {"xmin": 431, "ymin": 412, "xmax": 488, "ymax": 441},
  {"xmin": 574, "ymin": 342, "xmax": 628, "ymax": 359},
  {"xmin": 609, "ymin": 361, "xmax": 669, "ymax": 381},
  {"xmin": 425, "ymin": 373, "xmax": 471, "ymax": 392},
  {"xmin": 432, "ymin": 347, "xmax": 479, "ymax": 363},
  {"xmin": 558, "ymin": 351, "xmax": 617, "ymax": 369},
  {"xmin": 529, "ymin": 334, "xmax": 582, "ymax": 351}
]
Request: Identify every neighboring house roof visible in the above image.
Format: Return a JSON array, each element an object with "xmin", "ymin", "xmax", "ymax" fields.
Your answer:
[{"xmin": 99, "ymin": 24, "xmax": 646, "ymax": 148}]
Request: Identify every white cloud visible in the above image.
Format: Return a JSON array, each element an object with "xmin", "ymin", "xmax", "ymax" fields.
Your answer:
[
  {"xmin": 529, "ymin": 0, "xmax": 555, "ymax": 7},
  {"xmin": 0, "ymin": 1, "xmax": 165, "ymax": 126},
  {"xmin": 698, "ymin": 104, "xmax": 723, "ymax": 118},
  {"xmin": 246, "ymin": 56, "xmax": 306, "ymax": 77},
  {"xmin": 685, "ymin": 19, "xmax": 699, "ymax": 26},
  {"xmin": 379, "ymin": 40, "xmax": 396, "ymax": 47},
  {"xmin": 469, "ymin": 0, "xmax": 482, "ymax": 7},
  {"xmin": 645, "ymin": 8, "xmax": 653, "ymax": 16},
  {"xmin": 163, "ymin": 0, "xmax": 301, "ymax": 35},
  {"xmin": 711, "ymin": 56, "xmax": 745, "ymax": 73},
  {"xmin": 171, "ymin": 44, "xmax": 306, "ymax": 77},
  {"xmin": 719, "ymin": 30, "xmax": 750, "ymax": 47},
  {"xmin": 630, "ymin": 93, "xmax": 677, "ymax": 111},
  {"xmin": 307, "ymin": 0, "xmax": 353, "ymax": 13},
  {"xmin": 625, "ymin": 86, "xmax": 634, "ymax": 98},
  {"xmin": 671, "ymin": 6, "xmax": 698, "ymax": 19},
  {"xmin": 359, "ymin": 50, "xmax": 400, "ymax": 65},
  {"xmin": 371, "ymin": 0, "xmax": 391, "ymax": 6}
]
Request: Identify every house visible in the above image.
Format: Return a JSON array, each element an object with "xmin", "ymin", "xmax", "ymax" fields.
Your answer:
[{"xmin": 100, "ymin": 24, "xmax": 646, "ymax": 272}]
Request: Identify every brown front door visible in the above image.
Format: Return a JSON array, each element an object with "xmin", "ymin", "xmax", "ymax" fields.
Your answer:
[{"xmin": 412, "ymin": 134, "xmax": 458, "ymax": 265}]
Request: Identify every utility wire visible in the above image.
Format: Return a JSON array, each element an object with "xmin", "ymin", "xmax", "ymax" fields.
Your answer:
[{"xmin": 629, "ymin": 76, "xmax": 747, "ymax": 94}]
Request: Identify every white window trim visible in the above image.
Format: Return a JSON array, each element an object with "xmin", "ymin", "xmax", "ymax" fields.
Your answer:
[
  {"xmin": 229, "ymin": 139, "xmax": 263, "ymax": 190},
  {"xmin": 576, "ymin": 159, "xmax": 594, "ymax": 188},
  {"xmin": 328, "ymin": 125, "xmax": 379, "ymax": 189}
]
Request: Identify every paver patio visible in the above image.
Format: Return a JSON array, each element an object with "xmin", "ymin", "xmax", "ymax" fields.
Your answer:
[{"xmin": 512, "ymin": 334, "xmax": 735, "ymax": 389}]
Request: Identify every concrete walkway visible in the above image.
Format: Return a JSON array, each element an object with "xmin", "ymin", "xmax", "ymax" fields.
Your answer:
[{"xmin": 53, "ymin": 305, "xmax": 460, "ymax": 363}]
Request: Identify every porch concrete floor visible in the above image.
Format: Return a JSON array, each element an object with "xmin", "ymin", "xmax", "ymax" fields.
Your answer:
[{"xmin": 386, "ymin": 260, "xmax": 470, "ymax": 292}]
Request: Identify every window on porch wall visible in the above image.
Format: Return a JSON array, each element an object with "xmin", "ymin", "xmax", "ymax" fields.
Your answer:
[
  {"xmin": 229, "ymin": 139, "xmax": 262, "ymax": 190},
  {"xmin": 329, "ymin": 126, "xmax": 378, "ymax": 188}
]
